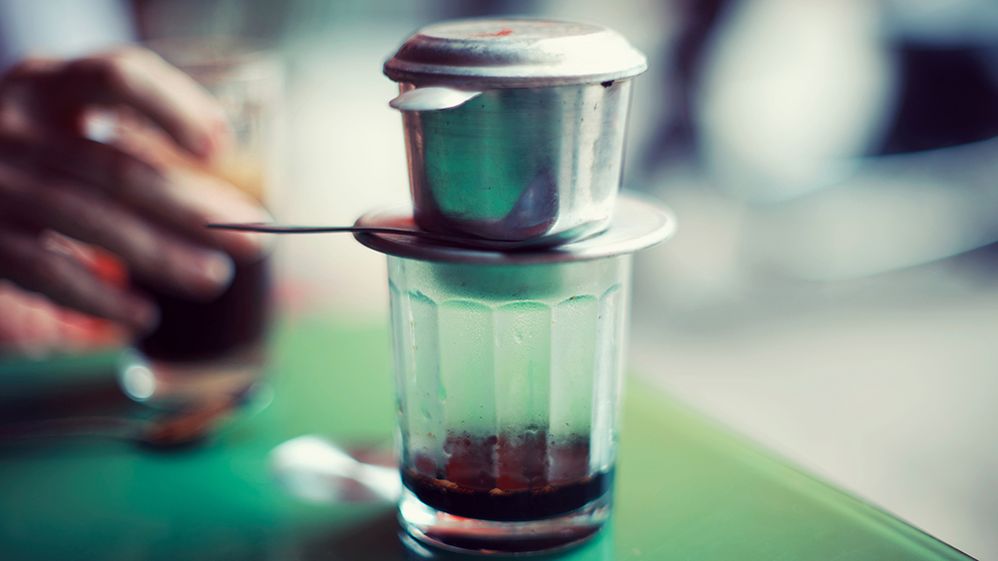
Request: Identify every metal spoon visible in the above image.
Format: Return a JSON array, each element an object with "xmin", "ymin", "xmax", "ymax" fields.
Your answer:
[
  {"xmin": 206, "ymin": 222, "xmax": 557, "ymax": 251},
  {"xmin": 270, "ymin": 435, "xmax": 401, "ymax": 503}
]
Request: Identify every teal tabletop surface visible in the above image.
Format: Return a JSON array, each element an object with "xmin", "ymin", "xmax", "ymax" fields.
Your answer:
[{"xmin": 0, "ymin": 317, "xmax": 974, "ymax": 561}]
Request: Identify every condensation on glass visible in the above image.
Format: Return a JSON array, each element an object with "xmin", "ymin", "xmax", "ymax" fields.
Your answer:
[{"xmin": 388, "ymin": 256, "xmax": 630, "ymax": 523}]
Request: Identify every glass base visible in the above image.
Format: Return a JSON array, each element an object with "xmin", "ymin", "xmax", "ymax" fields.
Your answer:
[
  {"xmin": 120, "ymin": 344, "xmax": 266, "ymax": 409},
  {"xmin": 399, "ymin": 487, "xmax": 610, "ymax": 556}
]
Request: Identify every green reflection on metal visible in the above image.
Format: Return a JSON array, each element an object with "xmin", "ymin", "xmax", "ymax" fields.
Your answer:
[{"xmin": 419, "ymin": 88, "xmax": 562, "ymax": 221}]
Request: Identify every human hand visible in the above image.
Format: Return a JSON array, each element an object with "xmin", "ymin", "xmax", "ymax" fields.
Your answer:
[{"xmin": 0, "ymin": 47, "xmax": 268, "ymax": 335}]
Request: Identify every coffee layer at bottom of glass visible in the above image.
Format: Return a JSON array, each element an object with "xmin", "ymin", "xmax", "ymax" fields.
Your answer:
[{"xmin": 402, "ymin": 431, "xmax": 612, "ymax": 522}]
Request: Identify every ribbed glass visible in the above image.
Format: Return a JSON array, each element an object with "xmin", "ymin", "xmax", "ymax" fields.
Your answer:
[{"xmin": 387, "ymin": 255, "xmax": 631, "ymax": 521}]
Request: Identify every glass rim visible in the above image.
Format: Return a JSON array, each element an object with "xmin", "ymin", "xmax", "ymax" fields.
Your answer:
[{"xmin": 144, "ymin": 36, "xmax": 281, "ymax": 84}]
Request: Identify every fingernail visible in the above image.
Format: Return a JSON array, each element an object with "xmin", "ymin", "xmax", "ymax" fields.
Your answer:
[
  {"xmin": 194, "ymin": 133, "xmax": 217, "ymax": 160},
  {"xmin": 196, "ymin": 250, "xmax": 235, "ymax": 292},
  {"xmin": 214, "ymin": 207, "xmax": 271, "ymax": 261},
  {"xmin": 175, "ymin": 249, "xmax": 234, "ymax": 298},
  {"xmin": 196, "ymin": 117, "xmax": 232, "ymax": 161},
  {"xmin": 226, "ymin": 231, "xmax": 267, "ymax": 261}
]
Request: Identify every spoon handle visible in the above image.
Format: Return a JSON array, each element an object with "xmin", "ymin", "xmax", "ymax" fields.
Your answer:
[
  {"xmin": 207, "ymin": 222, "xmax": 503, "ymax": 246},
  {"xmin": 206, "ymin": 222, "xmax": 543, "ymax": 250},
  {"xmin": 207, "ymin": 223, "xmax": 401, "ymax": 235}
]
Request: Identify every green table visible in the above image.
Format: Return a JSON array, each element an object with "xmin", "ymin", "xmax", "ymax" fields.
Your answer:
[{"xmin": 0, "ymin": 318, "xmax": 973, "ymax": 561}]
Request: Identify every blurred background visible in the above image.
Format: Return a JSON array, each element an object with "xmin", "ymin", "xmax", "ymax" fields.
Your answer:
[{"xmin": 1, "ymin": 0, "xmax": 996, "ymax": 558}]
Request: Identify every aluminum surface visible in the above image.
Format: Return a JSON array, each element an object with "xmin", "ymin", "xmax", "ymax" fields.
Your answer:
[
  {"xmin": 384, "ymin": 17, "xmax": 647, "ymax": 243},
  {"xmin": 394, "ymin": 79, "xmax": 635, "ymax": 242},
  {"xmin": 353, "ymin": 192, "xmax": 675, "ymax": 264},
  {"xmin": 383, "ymin": 18, "xmax": 646, "ymax": 88}
]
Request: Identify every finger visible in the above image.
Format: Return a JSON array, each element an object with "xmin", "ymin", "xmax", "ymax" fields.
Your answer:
[
  {"xmin": 0, "ymin": 280, "xmax": 114, "ymax": 355},
  {"xmin": 0, "ymin": 281, "xmax": 61, "ymax": 355},
  {"xmin": 66, "ymin": 48, "xmax": 230, "ymax": 159},
  {"xmin": 0, "ymin": 227, "xmax": 157, "ymax": 332},
  {"xmin": 7, "ymin": 48, "xmax": 230, "ymax": 159},
  {"xmin": 148, "ymin": 164, "xmax": 272, "ymax": 261},
  {"xmin": 0, "ymin": 129, "xmax": 267, "ymax": 261},
  {"xmin": 0, "ymin": 163, "xmax": 234, "ymax": 299},
  {"xmin": 0, "ymin": 57, "xmax": 62, "ymax": 133}
]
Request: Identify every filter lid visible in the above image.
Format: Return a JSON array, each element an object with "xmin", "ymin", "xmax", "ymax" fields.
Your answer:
[{"xmin": 383, "ymin": 18, "xmax": 647, "ymax": 88}]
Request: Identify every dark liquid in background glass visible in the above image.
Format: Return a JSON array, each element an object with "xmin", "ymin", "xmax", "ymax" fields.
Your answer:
[
  {"xmin": 137, "ymin": 256, "xmax": 271, "ymax": 361},
  {"xmin": 403, "ymin": 430, "xmax": 612, "ymax": 521}
]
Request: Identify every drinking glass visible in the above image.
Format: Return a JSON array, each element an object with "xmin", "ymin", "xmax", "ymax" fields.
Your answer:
[
  {"xmin": 387, "ymin": 254, "xmax": 632, "ymax": 554},
  {"xmin": 121, "ymin": 40, "xmax": 282, "ymax": 406}
]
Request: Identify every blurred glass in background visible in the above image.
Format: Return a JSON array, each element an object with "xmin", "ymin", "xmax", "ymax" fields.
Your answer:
[
  {"xmin": 121, "ymin": 39, "xmax": 282, "ymax": 407},
  {"xmin": 1, "ymin": 0, "xmax": 996, "ymax": 558}
]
